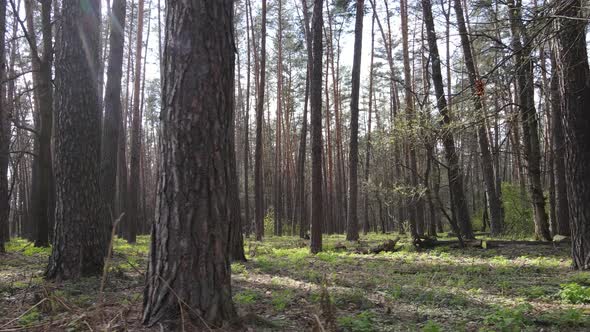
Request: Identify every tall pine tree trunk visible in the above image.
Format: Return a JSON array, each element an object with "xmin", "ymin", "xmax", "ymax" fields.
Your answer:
[
  {"xmin": 101, "ymin": 0, "xmax": 127, "ymax": 223},
  {"xmin": 550, "ymin": 50, "xmax": 570, "ymax": 236},
  {"xmin": 142, "ymin": 0, "xmax": 237, "ymax": 326},
  {"xmin": 557, "ymin": 0, "xmax": 590, "ymax": 269},
  {"xmin": 0, "ymin": 0, "xmax": 7, "ymax": 252},
  {"xmin": 127, "ymin": 0, "xmax": 145, "ymax": 243},
  {"xmin": 310, "ymin": 0, "xmax": 324, "ymax": 254},
  {"xmin": 346, "ymin": 0, "xmax": 363, "ymax": 241},
  {"xmin": 47, "ymin": 0, "xmax": 108, "ymax": 280},
  {"xmin": 254, "ymin": 0, "xmax": 267, "ymax": 241}
]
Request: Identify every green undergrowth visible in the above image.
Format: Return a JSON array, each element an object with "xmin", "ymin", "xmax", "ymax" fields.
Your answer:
[{"xmin": 2, "ymin": 233, "xmax": 590, "ymax": 331}]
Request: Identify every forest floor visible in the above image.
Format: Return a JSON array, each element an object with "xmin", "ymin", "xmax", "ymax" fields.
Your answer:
[{"xmin": 1, "ymin": 234, "xmax": 590, "ymax": 331}]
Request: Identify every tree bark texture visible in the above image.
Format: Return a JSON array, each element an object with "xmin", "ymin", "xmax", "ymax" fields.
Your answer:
[
  {"xmin": 47, "ymin": 0, "xmax": 108, "ymax": 280},
  {"xmin": 557, "ymin": 0, "xmax": 590, "ymax": 269},
  {"xmin": 142, "ymin": 0, "xmax": 237, "ymax": 326}
]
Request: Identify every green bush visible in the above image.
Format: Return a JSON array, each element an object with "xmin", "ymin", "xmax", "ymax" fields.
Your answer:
[
  {"xmin": 559, "ymin": 283, "xmax": 590, "ymax": 304},
  {"xmin": 501, "ymin": 183, "xmax": 534, "ymax": 237}
]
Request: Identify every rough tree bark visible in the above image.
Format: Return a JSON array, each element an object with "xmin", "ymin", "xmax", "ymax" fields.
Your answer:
[
  {"xmin": 550, "ymin": 50, "xmax": 570, "ymax": 236},
  {"xmin": 346, "ymin": 0, "xmax": 363, "ymax": 241},
  {"xmin": 310, "ymin": 0, "xmax": 324, "ymax": 253},
  {"xmin": 142, "ymin": 0, "xmax": 238, "ymax": 326},
  {"xmin": 557, "ymin": 0, "xmax": 590, "ymax": 269},
  {"xmin": 46, "ymin": 0, "xmax": 108, "ymax": 280},
  {"xmin": 100, "ymin": 0, "xmax": 127, "ymax": 222}
]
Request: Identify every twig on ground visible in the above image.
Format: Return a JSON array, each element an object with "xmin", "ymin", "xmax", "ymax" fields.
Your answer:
[
  {"xmin": 99, "ymin": 212, "xmax": 125, "ymax": 305},
  {"xmin": 0, "ymin": 298, "xmax": 48, "ymax": 329}
]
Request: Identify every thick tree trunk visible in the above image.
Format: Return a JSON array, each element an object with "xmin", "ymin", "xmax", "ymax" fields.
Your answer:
[
  {"xmin": 310, "ymin": 0, "xmax": 324, "ymax": 254},
  {"xmin": 452, "ymin": 0, "xmax": 503, "ymax": 237},
  {"xmin": 101, "ymin": 0, "xmax": 127, "ymax": 223},
  {"xmin": 557, "ymin": 0, "xmax": 590, "ymax": 269},
  {"xmin": 346, "ymin": 0, "xmax": 363, "ymax": 241},
  {"xmin": 127, "ymin": 0, "xmax": 145, "ymax": 243},
  {"xmin": 47, "ymin": 0, "xmax": 107, "ymax": 280},
  {"xmin": 142, "ymin": 0, "xmax": 237, "ymax": 326},
  {"xmin": 254, "ymin": 0, "xmax": 267, "ymax": 241},
  {"xmin": 422, "ymin": 0, "xmax": 472, "ymax": 240}
]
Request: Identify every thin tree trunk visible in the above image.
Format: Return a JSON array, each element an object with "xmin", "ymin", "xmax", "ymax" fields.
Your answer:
[
  {"xmin": 363, "ymin": 11, "xmax": 375, "ymax": 236},
  {"xmin": 297, "ymin": 0, "xmax": 312, "ymax": 239},
  {"xmin": 0, "ymin": 0, "xmax": 7, "ymax": 252},
  {"xmin": 127, "ymin": 0, "xmax": 145, "ymax": 243},
  {"xmin": 422, "ymin": 0, "xmax": 470, "ymax": 242},
  {"xmin": 550, "ymin": 50, "xmax": 570, "ymax": 236},
  {"xmin": 101, "ymin": 0, "xmax": 127, "ymax": 224},
  {"xmin": 346, "ymin": 0, "xmax": 363, "ymax": 241},
  {"xmin": 274, "ymin": 0, "xmax": 283, "ymax": 236},
  {"xmin": 254, "ymin": 0, "xmax": 267, "ymax": 241},
  {"xmin": 507, "ymin": 0, "xmax": 551, "ymax": 241},
  {"xmin": 452, "ymin": 0, "xmax": 503, "ymax": 236},
  {"xmin": 310, "ymin": 0, "xmax": 324, "ymax": 254}
]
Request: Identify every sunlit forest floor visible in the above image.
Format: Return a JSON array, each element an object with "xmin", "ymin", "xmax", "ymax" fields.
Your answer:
[{"xmin": 1, "ymin": 234, "xmax": 590, "ymax": 331}]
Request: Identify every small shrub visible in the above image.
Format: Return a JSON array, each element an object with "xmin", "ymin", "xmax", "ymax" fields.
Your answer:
[
  {"xmin": 518, "ymin": 285, "xmax": 547, "ymax": 299},
  {"xmin": 271, "ymin": 289, "xmax": 294, "ymax": 311},
  {"xmin": 231, "ymin": 262, "xmax": 246, "ymax": 274},
  {"xmin": 337, "ymin": 311, "xmax": 375, "ymax": 332},
  {"xmin": 559, "ymin": 283, "xmax": 590, "ymax": 304},
  {"xmin": 18, "ymin": 308, "xmax": 41, "ymax": 327},
  {"xmin": 483, "ymin": 304, "xmax": 531, "ymax": 332},
  {"xmin": 569, "ymin": 272, "xmax": 590, "ymax": 286},
  {"xmin": 501, "ymin": 183, "xmax": 534, "ymax": 237},
  {"xmin": 422, "ymin": 320, "xmax": 442, "ymax": 332},
  {"xmin": 264, "ymin": 210, "xmax": 275, "ymax": 236},
  {"xmin": 333, "ymin": 288, "xmax": 373, "ymax": 310},
  {"xmin": 234, "ymin": 290, "xmax": 258, "ymax": 305},
  {"xmin": 539, "ymin": 308, "xmax": 590, "ymax": 328}
]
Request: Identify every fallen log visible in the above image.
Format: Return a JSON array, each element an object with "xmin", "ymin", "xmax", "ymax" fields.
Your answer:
[{"xmin": 369, "ymin": 237, "xmax": 400, "ymax": 254}]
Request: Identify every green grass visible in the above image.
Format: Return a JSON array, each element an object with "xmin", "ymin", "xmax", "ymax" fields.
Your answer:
[{"xmin": 2, "ymin": 233, "xmax": 588, "ymax": 331}]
